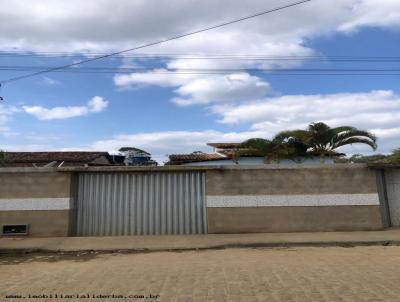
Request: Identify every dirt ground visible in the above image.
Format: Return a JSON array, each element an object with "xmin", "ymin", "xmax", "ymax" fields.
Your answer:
[{"xmin": 1, "ymin": 246, "xmax": 400, "ymax": 302}]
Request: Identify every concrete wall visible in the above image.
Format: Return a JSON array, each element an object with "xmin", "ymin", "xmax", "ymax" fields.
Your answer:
[
  {"xmin": 0, "ymin": 165, "xmax": 391, "ymax": 237},
  {"xmin": 0, "ymin": 171, "xmax": 75, "ymax": 237},
  {"xmin": 206, "ymin": 166, "xmax": 384, "ymax": 233}
]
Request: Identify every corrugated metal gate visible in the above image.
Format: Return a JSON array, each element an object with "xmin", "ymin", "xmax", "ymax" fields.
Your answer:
[{"xmin": 75, "ymin": 172, "xmax": 207, "ymax": 236}]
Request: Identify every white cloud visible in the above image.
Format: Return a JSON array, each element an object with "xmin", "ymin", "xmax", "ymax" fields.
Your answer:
[
  {"xmin": 172, "ymin": 73, "xmax": 270, "ymax": 106},
  {"xmin": 23, "ymin": 96, "xmax": 108, "ymax": 120},
  {"xmin": 215, "ymin": 90, "xmax": 400, "ymax": 128},
  {"xmin": 0, "ymin": 0, "xmax": 398, "ymax": 72},
  {"xmin": 338, "ymin": 0, "xmax": 400, "ymax": 32},
  {"xmin": 1, "ymin": 0, "xmax": 398, "ymax": 53},
  {"xmin": 115, "ymin": 70, "xmax": 272, "ymax": 106},
  {"xmin": 114, "ymin": 69, "xmax": 199, "ymax": 88},
  {"xmin": 88, "ymin": 96, "xmax": 108, "ymax": 112}
]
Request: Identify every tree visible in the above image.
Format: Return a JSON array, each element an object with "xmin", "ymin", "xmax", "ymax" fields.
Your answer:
[
  {"xmin": 276, "ymin": 122, "xmax": 377, "ymax": 163},
  {"xmin": 240, "ymin": 136, "xmax": 308, "ymax": 163},
  {"xmin": 118, "ymin": 147, "xmax": 157, "ymax": 166},
  {"xmin": 118, "ymin": 147, "xmax": 150, "ymax": 156},
  {"xmin": 391, "ymin": 148, "xmax": 400, "ymax": 163}
]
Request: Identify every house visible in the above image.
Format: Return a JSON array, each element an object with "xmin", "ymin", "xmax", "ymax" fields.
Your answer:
[
  {"xmin": 0, "ymin": 151, "xmax": 114, "ymax": 167},
  {"xmin": 166, "ymin": 142, "xmax": 334, "ymax": 165},
  {"xmin": 167, "ymin": 143, "xmax": 264, "ymax": 166}
]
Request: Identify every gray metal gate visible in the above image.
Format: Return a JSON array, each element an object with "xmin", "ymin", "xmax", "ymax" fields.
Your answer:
[{"xmin": 75, "ymin": 172, "xmax": 207, "ymax": 236}]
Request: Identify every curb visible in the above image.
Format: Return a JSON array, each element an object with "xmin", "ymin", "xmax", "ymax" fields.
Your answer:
[{"xmin": 0, "ymin": 240, "xmax": 398, "ymax": 255}]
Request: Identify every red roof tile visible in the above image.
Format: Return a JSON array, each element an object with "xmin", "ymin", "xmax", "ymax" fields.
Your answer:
[
  {"xmin": 1, "ymin": 152, "xmax": 112, "ymax": 167},
  {"xmin": 167, "ymin": 153, "xmax": 225, "ymax": 165},
  {"xmin": 207, "ymin": 142, "xmax": 241, "ymax": 149}
]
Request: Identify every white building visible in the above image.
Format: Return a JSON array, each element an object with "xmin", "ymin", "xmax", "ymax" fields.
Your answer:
[{"xmin": 167, "ymin": 143, "xmax": 333, "ymax": 166}]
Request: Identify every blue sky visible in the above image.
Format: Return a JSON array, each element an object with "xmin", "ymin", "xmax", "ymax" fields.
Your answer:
[{"xmin": 0, "ymin": 0, "xmax": 399, "ymax": 163}]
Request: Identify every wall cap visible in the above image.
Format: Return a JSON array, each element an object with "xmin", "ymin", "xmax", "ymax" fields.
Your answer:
[
  {"xmin": 0, "ymin": 163, "xmax": 375, "ymax": 173},
  {"xmin": 367, "ymin": 163, "xmax": 400, "ymax": 169}
]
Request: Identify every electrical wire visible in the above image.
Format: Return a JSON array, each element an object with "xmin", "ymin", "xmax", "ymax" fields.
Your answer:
[
  {"xmin": 1, "ymin": 51, "xmax": 400, "ymax": 62},
  {"xmin": 0, "ymin": 0, "xmax": 312, "ymax": 85},
  {"xmin": 1, "ymin": 66, "xmax": 400, "ymax": 73}
]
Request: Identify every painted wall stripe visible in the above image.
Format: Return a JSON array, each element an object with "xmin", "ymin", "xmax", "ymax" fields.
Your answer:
[
  {"xmin": 0, "ymin": 198, "xmax": 72, "ymax": 211},
  {"xmin": 207, "ymin": 193, "xmax": 380, "ymax": 208}
]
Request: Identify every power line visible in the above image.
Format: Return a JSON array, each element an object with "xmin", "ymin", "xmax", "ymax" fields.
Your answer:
[
  {"xmin": 0, "ymin": 0, "xmax": 311, "ymax": 85},
  {"xmin": 1, "ymin": 66, "xmax": 400, "ymax": 73},
  {"xmin": 1, "ymin": 51, "xmax": 400, "ymax": 62}
]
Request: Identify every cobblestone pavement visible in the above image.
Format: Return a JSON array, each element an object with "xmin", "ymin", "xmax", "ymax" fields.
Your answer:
[{"xmin": 1, "ymin": 246, "xmax": 400, "ymax": 302}]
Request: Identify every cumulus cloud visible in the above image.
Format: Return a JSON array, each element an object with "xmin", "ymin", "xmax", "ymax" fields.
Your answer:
[
  {"xmin": 87, "ymin": 96, "xmax": 108, "ymax": 112},
  {"xmin": 115, "ymin": 70, "xmax": 272, "ymax": 106},
  {"xmin": 1, "ymin": 1, "xmax": 398, "ymax": 53},
  {"xmin": 23, "ymin": 96, "xmax": 108, "ymax": 120},
  {"xmin": 215, "ymin": 90, "xmax": 400, "ymax": 128},
  {"xmin": 338, "ymin": 0, "xmax": 400, "ymax": 32},
  {"xmin": 114, "ymin": 69, "xmax": 199, "ymax": 88},
  {"xmin": 172, "ymin": 73, "xmax": 271, "ymax": 106}
]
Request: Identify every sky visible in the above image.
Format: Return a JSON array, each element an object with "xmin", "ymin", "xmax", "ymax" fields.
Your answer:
[{"xmin": 0, "ymin": 0, "xmax": 399, "ymax": 163}]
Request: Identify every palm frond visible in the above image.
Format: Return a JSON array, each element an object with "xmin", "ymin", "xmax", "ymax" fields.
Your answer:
[
  {"xmin": 331, "ymin": 126, "xmax": 355, "ymax": 134},
  {"xmin": 332, "ymin": 129, "xmax": 377, "ymax": 149},
  {"xmin": 335, "ymin": 129, "xmax": 376, "ymax": 141},
  {"xmin": 274, "ymin": 130, "xmax": 309, "ymax": 142},
  {"xmin": 334, "ymin": 137, "xmax": 377, "ymax": 150},
  {"xmin": 308, "ymin": 122, "xmax": 330, "ymax": 133}
]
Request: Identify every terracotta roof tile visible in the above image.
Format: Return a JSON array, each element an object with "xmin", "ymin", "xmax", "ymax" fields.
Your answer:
[
  {"xmin": 207, "ymin": 142, "xmax": 241, "ymax": 149},
  {"xmin": 167, "ymin": 153, "xmax": 225, "ymax": 165},
  {"xmin": 219, "ymin": 149, "xmax": 264, "ymax": 157},
  {"xmin": 1, "ymin": 152, "xmax": 112, "ymax": 167}
]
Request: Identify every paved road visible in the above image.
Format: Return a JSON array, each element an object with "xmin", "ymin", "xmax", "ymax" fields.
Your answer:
[{"xmin": 1, "ymin": 246, "xmax": 400, "ymax": 302}]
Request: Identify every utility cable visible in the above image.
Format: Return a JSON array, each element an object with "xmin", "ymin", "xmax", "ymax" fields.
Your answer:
[{"xmin": 0, "ymin": 0, "xmax": 311, "ymax": 85}]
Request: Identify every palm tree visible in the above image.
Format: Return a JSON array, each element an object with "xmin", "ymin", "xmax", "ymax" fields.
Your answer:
[{"xmin": 276, "ymin": 122, "xmax": 377, "ymax": 163}]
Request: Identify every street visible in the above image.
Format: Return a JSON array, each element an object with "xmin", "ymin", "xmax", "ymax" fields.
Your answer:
[{"xmin": 1, "ymin": 246, "xmax": 400, "ymax": 301}]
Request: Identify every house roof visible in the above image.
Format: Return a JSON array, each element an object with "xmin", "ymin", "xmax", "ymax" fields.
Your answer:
[
  {"xmin": 167, "ymin": 149, "xmax": 265, "ymax": 165},
  {"xmin": 207, "ymin": 143, "xmax": 241, "ymax": 149},
  {"xmin": 167, "ymin": 153, "xmax": 226, "ymax": 165},
  {"xmin": 218, "ymin": 148, "xmax": 264, "ymax": 157},
  {"xmin": 1, "ymin": 152, "xmax": 113, "ymax": 167}
]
